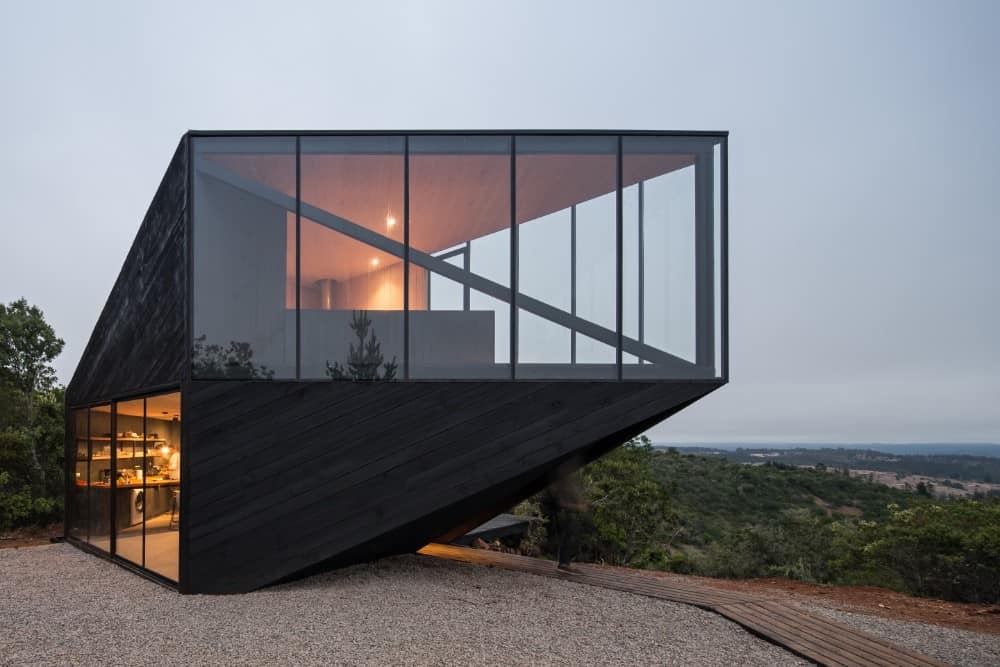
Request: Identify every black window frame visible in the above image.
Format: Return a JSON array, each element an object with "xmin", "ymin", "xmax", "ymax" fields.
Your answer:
[{"xmin": 186, "ymin": 131, "xmax": 729, "ymax": 384}]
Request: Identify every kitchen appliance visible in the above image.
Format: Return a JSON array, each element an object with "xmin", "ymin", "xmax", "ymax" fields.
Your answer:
[{"xmin": 129, "ymin": 489, "xmax": 144, "ymax": 526}]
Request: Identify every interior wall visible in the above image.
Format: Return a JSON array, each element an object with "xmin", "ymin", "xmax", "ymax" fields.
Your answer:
[{"xmin": 194, "ymin": 175, "xmax": 295, "ymax": 377}]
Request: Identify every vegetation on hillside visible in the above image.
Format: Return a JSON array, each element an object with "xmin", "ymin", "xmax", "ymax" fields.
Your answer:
[
  {"xmin": 0, "ymin": 299, "xmax": 65, "ymax": 531},
  {"xmin": 518, "ymin": 438, "xmax": 1000, "ymax": 603}
]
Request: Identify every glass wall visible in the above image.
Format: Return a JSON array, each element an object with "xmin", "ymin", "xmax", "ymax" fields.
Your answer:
[
  {"xmin": 143, "ymin": 392, "xmax": 181, "ymax": 581},
  {"xmin": 88, "ymin": 404, "xmax": 112, "ymax": 552},
  {"xmin": 113, "ymin": 398, "xmax": 145, "ymax": 565},
  {"xmin": 516, "ymin": 136, "xmax": 618, "ymax": 378},
  {"xmin": 622, "ymin": 136, "xmax": 722, "ymax": 378},
  {"xmin": 191, "ymin": 133, "xmax": 726, "ymax": 382},
  {"xmin": 68, "ymin": 393, "xmax": 181, "ymax": 583},
  {"xmin": 68, "ymin": 409, "xmax": 89, "ymax": 540},
  {"xmin": 192, "ymin": 137, "xmax": 297, "ymax": 379},
  {"xmin": 300, "ymin": 136, "xmax": 405, "ymax": 379},
  {"xmin": 409, "ymin": 135, "xmax": 511, "ymax": 378}
]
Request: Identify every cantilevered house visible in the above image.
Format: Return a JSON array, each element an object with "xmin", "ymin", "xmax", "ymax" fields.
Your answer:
[{"xmin": 65, "ymin": 131, "xmax": 728, "ymax": 593}]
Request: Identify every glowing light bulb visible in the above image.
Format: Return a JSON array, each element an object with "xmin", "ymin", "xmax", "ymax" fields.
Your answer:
[
  {"xmin": 386, "ymin": 214, "xmax": 396, "ymax": 229},
  {"xmin": 160, "ymin": 445, "xmax": 169, "ymax": 456},
  {"xmin": 371, "ymin": 257, "xmax": 380, "ymax": 268}
]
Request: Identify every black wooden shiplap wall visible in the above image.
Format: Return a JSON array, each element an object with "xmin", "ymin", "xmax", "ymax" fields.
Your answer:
[
  {"xmin": 66, "ymin": 138, "xmax": 187, "ymax": 405},
  {"xmin": 184, "ymin": 379, "xmax": 720, "ymax": 593},
  {"xmin": 62, "ymin": 130, "xmax": 727, "ymax": 595}
]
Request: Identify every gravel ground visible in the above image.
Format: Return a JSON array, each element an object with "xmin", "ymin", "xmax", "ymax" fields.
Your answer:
[
  {"xmin": 0, "ymin": 544, "xmax": 809, "ymax": 666},
  {"xmin": 795, "ymin": 602, "xmax": 1000, "ymax": 667}
]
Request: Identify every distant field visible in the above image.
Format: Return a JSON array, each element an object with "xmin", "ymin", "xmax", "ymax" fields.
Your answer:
[
  {"xmin": 661, "ymin": 445, "xmax": 1000, "ymax": 489},
  {"xmin": 658, "ymin": 442, "xmax": 1000, "ymax": 458}
]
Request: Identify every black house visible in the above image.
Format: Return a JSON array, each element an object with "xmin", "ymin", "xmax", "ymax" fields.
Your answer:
[{"xmin": 65, "ymin": 131, "xmax": 729, "ymax": 593}]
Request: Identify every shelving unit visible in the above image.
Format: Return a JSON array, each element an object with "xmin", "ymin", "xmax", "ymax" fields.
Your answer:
[{"xmin": 75, "ymin": 436, "xmax": 171, "ymax": 461}]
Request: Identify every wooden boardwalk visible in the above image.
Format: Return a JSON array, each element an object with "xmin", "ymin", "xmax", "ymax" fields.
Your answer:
[{"xmin": 418, "ymin": 543, "xmax": 948, "ymax": 667}]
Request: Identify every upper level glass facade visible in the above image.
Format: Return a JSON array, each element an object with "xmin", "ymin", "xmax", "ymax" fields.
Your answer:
[{"xmin": 192, "ymin": 132, "xmax": 726, "ymax": 381}]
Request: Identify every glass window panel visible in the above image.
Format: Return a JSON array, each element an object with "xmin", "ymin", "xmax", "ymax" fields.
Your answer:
[
  {"xmin": 68, "ymin": 409, "xmax": 89, "ymax": 541},
  {"xmin": 622, "ymin": 136, "xmax": 720, "ymax": 379},
  {"xmin": 113, "ymin": 399, "xmax": 145, "ymax": 566},
  {"xmin": 300, "ymin": 136, "xmax": 404, "ymax": 380},
  {"xmin": 516, "ymin": 136, "xmax": 617, "ymax": 379},
  {"xmin": 88, "ymin": 404, "xmax": 112, "ymax": 553},
  {"xmin": 192, "ymin": 136, "xmax": 297, "ymax": 379},
  {"xmin": 144, "ymin": 392, "xmax": 181, "ymax": 581},
  {"xmin": 408, "ymin": 135, "xmax": 511, "ymax": 379}
]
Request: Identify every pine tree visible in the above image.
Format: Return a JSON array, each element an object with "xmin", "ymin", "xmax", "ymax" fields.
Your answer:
[{"xmin": 326, "ymin": 310, "xmax": 398, "ymax": 381}]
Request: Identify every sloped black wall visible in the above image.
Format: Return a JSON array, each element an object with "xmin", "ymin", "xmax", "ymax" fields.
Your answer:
[
  {"xmin": 183, "ymin": 379, "xmax": 720, "ymax": 593},
  {"xmin": 66, "ymin": 138, "xmax": 188, "ymax": 405}
]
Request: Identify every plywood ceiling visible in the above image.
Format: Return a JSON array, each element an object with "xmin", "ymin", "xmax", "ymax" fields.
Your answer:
[
  {"xmin": 88, "ymin": 393, "xmax": 180, "ymax": 419},
  {"xmin": 209, "ymin": 151, "xmax": 695, "ymax": 284}
]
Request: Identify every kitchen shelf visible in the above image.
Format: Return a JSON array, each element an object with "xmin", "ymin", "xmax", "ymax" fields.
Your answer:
[
  {"xmin": 88, "ymin": 453, "xmax": 171, "ymax": 461},
  {"xmin": 76, "ymin": 437, "xmax": 166, "ymax": 442}
]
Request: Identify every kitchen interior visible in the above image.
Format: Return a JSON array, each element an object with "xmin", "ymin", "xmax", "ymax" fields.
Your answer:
[{"xmin": 72, "ymin": 392, "xmax": 181, "ymax": 581}]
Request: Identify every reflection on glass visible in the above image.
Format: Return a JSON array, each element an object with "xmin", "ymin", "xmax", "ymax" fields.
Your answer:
[
  {"xmin": 88, "ymin": 404, "xmax": 112, "ymax": 553},
  {"xmin": 187, "ymin": 132, "xmax": 724, "ymax": 382},
  {"xmin": 622, "ymin": 136, "xmax": 719, "ymax": 378},
  {"xmin": 192, "ymin": 136, "xmax": 297, "ymax": 379},
  {"xmin": 409, "ymin": 135, "xmax": 511, "ymax": 378},
  {"xmin": 143, "ymin": 392, "xmax": 181, "ymax": 581},
  {"xmin": 516, "ymin": 136, "xmax": 617, "ymax": 378},
  {"xmin": 68, "ymin": 409, "xmax": 89, "ymax": 540},
  {"xmin": 113, "ymin": 399, "xmax": 145, "ymax": 565},
  {"xmin": 299, "ymin": 136, "xmax": 404, "ymax": 379}
]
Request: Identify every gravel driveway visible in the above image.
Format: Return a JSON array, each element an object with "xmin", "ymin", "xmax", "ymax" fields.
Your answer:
[{"xmin": 1, "ymin": 544, "xmax": 808, "ymax": 666}]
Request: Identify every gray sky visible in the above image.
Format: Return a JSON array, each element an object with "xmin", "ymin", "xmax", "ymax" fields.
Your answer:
[{"xmin": 1, "ymin": 1, "xmax": 996, "ymax": 444}]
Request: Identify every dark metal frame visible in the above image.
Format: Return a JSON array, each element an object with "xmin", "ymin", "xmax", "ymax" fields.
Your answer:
[
  {"xmin": 63, "ymin": 383, "xmax": 183, "ymax": 590},
  {"xmin": 188, "ymin": 130, "xmax": 729, "ymax": 384}
]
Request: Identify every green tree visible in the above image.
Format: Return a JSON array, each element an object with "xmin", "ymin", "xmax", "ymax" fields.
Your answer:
[
  {"xmin": 326, "ymin": 310, "xmax": 398, "ymax": 381},
  {"xmin": 831, "ymin": 499, "xmax": 1000, "ymax": 603},
  {"xmin": 0, "ymin": 299, "xmax": 65, "ymax": 530},
  {"xmin": 581, "ymin": 436, "xmax": 678, "ymax": 566},
  {"xmin": 192, "ymin": 335, "xmax": 275, "ymax": 379}
]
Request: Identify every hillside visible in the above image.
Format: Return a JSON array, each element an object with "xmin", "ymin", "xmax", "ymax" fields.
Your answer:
[
  {"xmin": 671, "ymin": 446, "xmax": 1000, "ymax": 485},
  {"xmin": 517, "ymin": 440, "xmax": 1000, "ymax": 604},
  {"xmin": 650, "ymin": 449, "xmax": 915, "ymax": 546}
]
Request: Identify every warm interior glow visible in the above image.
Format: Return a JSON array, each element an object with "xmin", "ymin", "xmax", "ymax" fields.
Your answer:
[
  {"xmin": 160, "ymin": 445, "xmax": 170, "ymax": 456},
  {"xmin": 269, "ymin": 147, "xmax": 694, "ymax": 313}
]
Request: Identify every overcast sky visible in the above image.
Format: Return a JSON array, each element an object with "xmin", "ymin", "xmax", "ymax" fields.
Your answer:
[{"xmin": 1, "ymin": 1, "xmax": 996, "ymax": 444}]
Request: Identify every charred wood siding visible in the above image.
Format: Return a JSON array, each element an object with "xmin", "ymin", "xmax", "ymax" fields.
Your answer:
[
  {"xmin": 184, "ymin": 379, "xmax": 719, "ymax": 593},
  {"xmin": 66, "ymin": 139, "xmax": 187, "ymax": 405}
]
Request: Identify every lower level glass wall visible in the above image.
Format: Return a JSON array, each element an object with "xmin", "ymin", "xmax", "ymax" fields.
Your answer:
[
  {"xmin": 143, "ymin": 392, "xmax": 181, "ymax": 581},
  {"xmin": 114, "ymin": 398, "xmax": 145, "ymax": 566},
  {"xmin": 69, "ymin": 391, "xmax": 181, "ymax": 583},
  {"xmin": 67, "ymin": 409, "xmax": 89, "ymax": 540},
  {"xmin": 88, "ymin": 404, "xmax": 112, "ymax": 552}
]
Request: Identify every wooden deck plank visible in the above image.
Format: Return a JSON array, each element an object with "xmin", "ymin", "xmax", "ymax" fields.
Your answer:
[
  {"xmin": 751, "ymin": 601, "xmax": 944, "ymax": 667},
  {"xmin": 725, "ymin": 602, "xmax": 898, "ymax": 667},
  {"xmin": 418, "ymin": 543, "xmax": 949, "ymax": 667},
  {"xmin": 717, "ymin": 602, "xmax": 857, "ymax": 667}
]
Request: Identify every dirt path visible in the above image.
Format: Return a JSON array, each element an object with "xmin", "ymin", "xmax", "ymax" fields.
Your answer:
[{"xmin": 0, "ymin": 524, "xmax": 61, "ymax": 550}]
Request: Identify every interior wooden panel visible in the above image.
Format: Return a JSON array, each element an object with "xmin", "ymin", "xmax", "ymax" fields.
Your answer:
[{"xmin": 204, "ymin": 147, "xmax": 694, "ymax": 287}]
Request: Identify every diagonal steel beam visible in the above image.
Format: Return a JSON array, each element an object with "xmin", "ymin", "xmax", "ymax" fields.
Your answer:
[{"xmin": 196, "ymin": 158, "xmax": 703, "ymax": 374}]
